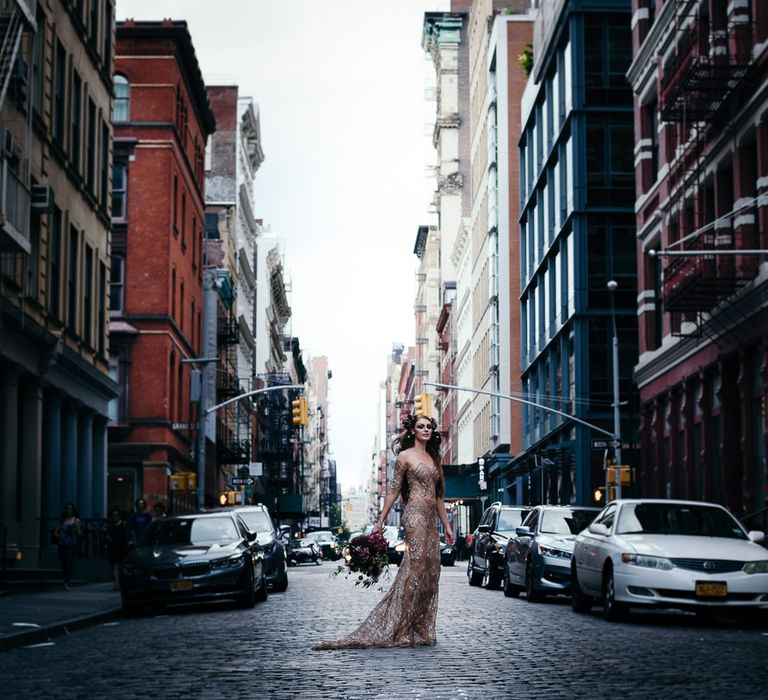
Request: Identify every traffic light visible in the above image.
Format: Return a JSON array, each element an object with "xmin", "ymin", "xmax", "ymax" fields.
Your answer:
[
  {"xmin": 607, "ymin": 465, "xmax": 632, "ymax": 486},
  {"xmin": 292, "ymin": 396, "xmax": 308, "ymax": 426},
  {"xmin": 414, "ymin": 391, "xmax": 432, "ymax": 417}
]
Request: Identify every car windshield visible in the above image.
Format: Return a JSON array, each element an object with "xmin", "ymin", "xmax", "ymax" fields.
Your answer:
[
  {"xmin": 498, "ymin": 510, "xmax": 527, "ymax": 531},
  {"xmin": 237, "ymin": 511, "xmax": 273, "ymax": 533},
  {"xmin": 616, "ymin": 503, "xmax": 748, "ymax": 539},
  {"xmin": 313, "ymin": 531, "xmax": 334, "ymax": 542},
  {"xmin": 541, "ymin": 509, "xmax": 597, "ymax": 535},
  {"xmin": 141, "ymin": 517, "xmax": 239, "ymax": 546}
]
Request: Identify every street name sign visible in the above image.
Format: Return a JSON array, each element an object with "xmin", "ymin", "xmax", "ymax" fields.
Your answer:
[
  {"xmin": 172, "ymin": 422, "xmax": 195, "ymax": 430},
  {"xmin": 591, "ymin": 439, "xmax": 621, "ymax": 449}
]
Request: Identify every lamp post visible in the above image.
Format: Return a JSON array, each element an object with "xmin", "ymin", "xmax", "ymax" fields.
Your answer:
[{"xmin": 607, "ymin": 280, "xmax": 622, "ymax": 500}]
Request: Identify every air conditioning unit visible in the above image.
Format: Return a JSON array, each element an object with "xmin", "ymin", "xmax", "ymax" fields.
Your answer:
[{"xmin": 31, "ymin": 184, "xmax": 52, "ymax": 212}]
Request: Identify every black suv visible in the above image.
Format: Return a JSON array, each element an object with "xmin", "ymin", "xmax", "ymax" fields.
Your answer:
[{"xmin": 467, "ymin": 503, "xmax": 530, "ymax": 590}]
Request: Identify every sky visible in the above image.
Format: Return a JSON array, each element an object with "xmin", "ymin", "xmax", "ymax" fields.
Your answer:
[{"xmin": 116, "ymin": 0, "xmax": 448, "ymax": 489}]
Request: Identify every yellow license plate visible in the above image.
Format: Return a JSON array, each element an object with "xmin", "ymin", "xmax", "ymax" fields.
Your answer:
[
  {"xmin": 170, "ymin": 580, "xmax": 193, "ymax": 592},
  {"xmin": 695, "ymin": 582, "xmax": 727, "ymax": 597}
]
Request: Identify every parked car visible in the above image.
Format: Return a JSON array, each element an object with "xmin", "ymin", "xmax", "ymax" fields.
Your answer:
[
  {"xmin": 311, "ymin": 530, "xmax": 342, "ymax": 560},
  {"xmin": 570, "ymin": 499, "xmax": 768, "ymax": 621},
  {"xmin": 120, "ymin": 512, "xmax": 267, "ymax": 615},
  {"xmin": 504, "ymin": 505, "xmax": 600, "ymax": 601},
  {"xmin": 440, "ymin": 536, "xmax": 456, "ymax": 566},
  {"xmin": 231, "ymin": 505, "xmax": 288, "ymax": 592},
  {"xmin": 383, "ymin": 525, "xmax": 405, "ymax": 566},
  {"xmin": 287, "ymin": 538, "xmax": 322, "ymax": 566},
  {"xmin": 468, "ymin": 503, "xmax": 531, "ymax": 589}
]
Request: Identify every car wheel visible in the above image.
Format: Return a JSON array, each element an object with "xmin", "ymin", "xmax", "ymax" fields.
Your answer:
[
  {"xmin": 121, "ymin": 598, "xmax": 142, "ymax": 617},
  {"xmin": 468, "ymin": 559, "xmax": 483, "ymax": 587},
  {"xmin": 602, "ymin": 568, "xmax": 628, "ymax": 622},
  {"xmin": 273, "ymin": 566, "xmax": 289, "ymax": 593},
  {"xmin": 256, "ymin": 570, "xmax": 268, "ymax": 603},
  {"xmin": 570, "ymin": 565, "xmax": 592, "ymax": 613},
  {"xmin": 525, "ymin": 560, "xmax": 542, "ymax": 602},
  {"xmin": 503, "ymin": 569, "xmax": 520, "ymax": 598},
  {"xmin": 238, "ymin": 572, "xmax": 256, "ymax": 609}
]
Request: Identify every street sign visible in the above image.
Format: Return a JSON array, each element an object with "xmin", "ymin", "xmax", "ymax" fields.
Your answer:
[
  {"xmin": 591, "ymin": 439, "xmax": 621, "ymax": 449},
  {"xmin": 249, "ymin": 462, "xmax": 263, "ymax": 477},
  {"xmin": 231, "ymin": 477, "xmax": 254, "ymax": 486},
  {"xmin": 172, "ymin": 422, "xmax": 195, "ymax": 431}
]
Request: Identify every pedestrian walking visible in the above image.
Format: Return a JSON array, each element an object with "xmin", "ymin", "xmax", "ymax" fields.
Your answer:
[
  {"xmin": 128, "ymin": 498, "xmax": 152, "ymax": 545},
  {"xmin": 54, "ymin": 503, "xmax": 81, "ymax": 590},
  {"xmin": 105, "ymin": 508, "xmax": 131, "ymax": 590},
  {"xmin": 152, "ymin": 502, "xmax": 167, "ymax": 519}
]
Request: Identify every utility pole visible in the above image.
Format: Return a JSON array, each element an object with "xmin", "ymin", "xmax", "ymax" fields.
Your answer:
[{"xmin": 607, "ymin": 280, "xmax": 622, "ymax": 500}]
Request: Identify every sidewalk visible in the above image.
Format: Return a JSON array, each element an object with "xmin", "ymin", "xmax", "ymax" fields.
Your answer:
[{"xmin": 0, "ymin": 582, "xmax": 122, "ymax": 652}]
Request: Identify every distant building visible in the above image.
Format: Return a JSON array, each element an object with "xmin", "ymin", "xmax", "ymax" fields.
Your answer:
[
  {"xmin": 629, "ymin": 0, "xmax": 768, "ymax": 521},
  {"xmin": 0, "ymin": 1, "xmax": 118, "ymax": 566},
  {"xmin": 109, "ymin": 20, "xmax": 215, "ymax": 513}
]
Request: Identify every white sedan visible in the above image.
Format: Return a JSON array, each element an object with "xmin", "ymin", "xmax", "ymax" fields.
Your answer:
[{"xmin": 570, "ymin": 499, "xmax": 768, "ymax": 621}]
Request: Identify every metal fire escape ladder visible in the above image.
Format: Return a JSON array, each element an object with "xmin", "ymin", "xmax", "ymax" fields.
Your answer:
[{"xmin": 0, "ymin": 6, "xmax": 24, "ymax": 116}]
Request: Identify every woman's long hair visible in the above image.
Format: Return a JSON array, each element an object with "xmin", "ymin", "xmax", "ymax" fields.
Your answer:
[
  {"xmin": 391, "ymin": 414, "xmax": 444, "ymax": 501},
  {"xmin": 59, "ymin": 503, "xmax": 80, "ymax": 522}
]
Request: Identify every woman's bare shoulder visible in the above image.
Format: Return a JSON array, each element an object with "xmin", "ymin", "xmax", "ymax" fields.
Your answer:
[{"xmin": 396, "ymin": 447, "xmax": 416, "ymax": 465}]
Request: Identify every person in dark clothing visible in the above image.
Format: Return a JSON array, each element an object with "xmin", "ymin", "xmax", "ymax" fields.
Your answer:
[
  {"xmin": 128, "ymin": 498, "xmax": 152, "ymax": 545},
  {"xmin": 54, "ymin": 503, "xmax": 81, "ymax": 590},
  {"xmin": 106, "ymin": 508, "xmax": 131, "ymax": 590}
]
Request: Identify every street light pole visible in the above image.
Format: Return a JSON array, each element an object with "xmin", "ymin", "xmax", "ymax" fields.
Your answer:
[{"xmin": 607, "ymin": 280, "xmax": 622, "ymax": 500}]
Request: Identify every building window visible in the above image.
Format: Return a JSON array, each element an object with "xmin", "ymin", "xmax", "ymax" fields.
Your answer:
[
  {"xmin": 68, "ymin": 227, "xmax": 79, "ymax": 332},
  {"xmin": 71, "ymin": 73, "xmax": 82, "ymax": 173},
  {"xmin": 100, "ymin": 121, "xmax": 110, "ymax": 211},
  {"xmin": 53, "ymin": 42, "xmax": 66, "ymax": 146},
  {"xmin": 110, "ymin": 254, "xmax": 124, "ymax": 312},
  {"xmin": 108, "ymin": 352, "xmax": 122, "ymax": 423},
  {"xmin": 171, "ymin": 267, "xmax": 176, "ymax": 320},
  {"xmin": 86, "ymin": 99, "xmax": 96, "ymax": 193},
  {"xmin": 103, "ymin": 1, "xmax": 113, "ymax": 73},
  {"xmin": 31, "ymin": 11, "xmax": 44, "ymax": 115},
  {"xmin": 181, "ymin": 192, "xmax": 187, "ymax": 249},
  {"xmin": 84, "ymin": 245, "xmax": 93, "ymax": 346},
  {"xmin": 89, "ymin": 0, "xmax": 99, "ymax": 48},
  {"xmin": 172, "ymin": 175, "xmax": 178, "ymax": 235},
  {"xmin": 112, "ymin": 162, "xmax": 127, "ymax": 219},
  {"xmin": 49, "ymin": 206, "xmax": 62, "ymax": 318},
  {"xmin": 113, "ymin": 75, "xmax": 129, "ymax": 122}
]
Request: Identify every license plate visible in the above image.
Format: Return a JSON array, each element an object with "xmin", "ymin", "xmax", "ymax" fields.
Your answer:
[
  {"xmin": 170, "ymin": 580, "xmax": 193, "ymax": 592},
  {"xmin": 695, "ymin": 581, "xmax": 727, "ymax": 598}
]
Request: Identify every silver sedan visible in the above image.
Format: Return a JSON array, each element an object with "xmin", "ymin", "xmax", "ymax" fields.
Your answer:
[{"xmin": 570, "ymin": 499, "xmax": 768, "ymax": 621}]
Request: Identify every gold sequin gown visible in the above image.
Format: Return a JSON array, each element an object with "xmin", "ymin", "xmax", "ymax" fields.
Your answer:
[{"xmin": 313, "ymin": 460, "xmax": 441, "ymax": 649}]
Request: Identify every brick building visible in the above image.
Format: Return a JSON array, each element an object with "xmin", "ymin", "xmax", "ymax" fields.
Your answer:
[
  {"xmin": 629, "ymin": 0, "xmax": 768, "ymax": 523},
  {"xmin": 108, "ymin": 20, "xmax": 215, "ymax": 514},
  {"xmin": 0, "ymin": 0, "xmax": 118, "ymax": 566}
]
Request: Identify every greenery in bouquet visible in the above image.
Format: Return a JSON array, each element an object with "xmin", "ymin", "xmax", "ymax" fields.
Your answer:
[{"xmin": 331, "ymin": 531, "xmax": 390, "ymax": 589}]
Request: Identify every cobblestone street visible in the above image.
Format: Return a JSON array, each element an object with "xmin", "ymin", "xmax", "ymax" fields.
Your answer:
[{"xmin": 1, "ymin": 563, "xmax": 767, "ymax": 699}]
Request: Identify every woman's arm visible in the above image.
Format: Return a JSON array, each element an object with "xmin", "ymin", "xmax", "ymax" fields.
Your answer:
[
  {"xmin": 373, "ymin": 458, "xmax": 407, "ymax": 531},
  {"xmin": 436, "ymin": 498, "xmax": 454, "ymax": 544}
]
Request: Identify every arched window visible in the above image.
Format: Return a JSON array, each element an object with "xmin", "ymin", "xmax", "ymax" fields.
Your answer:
[{"xmin": 113, "ymin": 75, "xmax": 130, "ymax": 122}]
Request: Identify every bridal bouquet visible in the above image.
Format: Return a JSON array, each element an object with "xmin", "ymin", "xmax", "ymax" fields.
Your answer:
[{"xmin": 331, "ymin": 532, "xmax": 390, "ymax": 589}]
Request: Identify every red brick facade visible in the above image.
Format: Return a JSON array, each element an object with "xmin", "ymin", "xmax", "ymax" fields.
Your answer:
[{"xmin": 108, "ymin": 21, "xmax": 215, "ymax": 515}]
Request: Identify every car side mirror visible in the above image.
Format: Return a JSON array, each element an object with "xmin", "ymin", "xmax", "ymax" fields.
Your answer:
[
  {"xmin": 515, "ymin": 526, "xmax": 530, "ymax": 537},
  {"xmin": 247, "ymin": 531, "xmax": 258, "ymax": 542},
  {"xmin": 588, "ymin": 522, "xmax": 610, "ymax": 536},
  {"xmin": 748, "ymin": 530, "xmax": 765, "ymax": 544},
  {"xmin": 477, "ymin": 524, "xmax": 491, "ymax": 533}
]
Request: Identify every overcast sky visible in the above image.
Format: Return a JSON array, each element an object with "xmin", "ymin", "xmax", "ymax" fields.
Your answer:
[{"xmin": 117, "ymin": 0, "xmax": 448, "ymax": 490}]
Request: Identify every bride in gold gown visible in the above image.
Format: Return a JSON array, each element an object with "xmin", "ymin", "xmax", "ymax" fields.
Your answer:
[{"xmin": 313, "ymin": 414, "xmax": 454, "ymax": 650}]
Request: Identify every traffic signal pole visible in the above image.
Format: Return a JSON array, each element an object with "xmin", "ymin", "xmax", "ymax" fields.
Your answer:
[{"xmin": 204, "ymin": 384, "xmax": 304, "ymax": 415}]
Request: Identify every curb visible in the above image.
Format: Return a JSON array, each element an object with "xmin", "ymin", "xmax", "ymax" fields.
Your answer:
[{"xmin": 0, "ymin": 607, "xmax": 122, "ymax": 653}]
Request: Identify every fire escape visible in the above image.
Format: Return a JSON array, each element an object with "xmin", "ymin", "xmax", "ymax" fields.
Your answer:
[
  {"xmin": 216, "ymin": 307, "xmax": 250, "ymax": 465},
  {"xmin": 0, "ymin": 1, "xmax": 38, "ymax": 255},
  {"xmin": 658, "ymin": 2, "xmax": 756, "ymax": 323}
]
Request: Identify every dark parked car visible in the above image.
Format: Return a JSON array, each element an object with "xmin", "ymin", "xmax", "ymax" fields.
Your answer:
[
  {"xmin": 440, "ymin": 536, "xmax": 456, "ymax": 566},
  {"xmin": 310, "ymin": 530, "xmax": 342, "ymax": 560},
  {"xmin": 468, "ymin": 503, "xmax": 531, "ymax": 589},
  {"xmin": 504, "ymin": 505, "xmax": 600, "ymax": 601},
  {"xmin": 287, "ymin": 538, "xmax": 322, "ymax": 566},
  {"xmin": 232, "ymin": 505, "xmax": 288, "ymax": 592},
  {"xmin": 120, "ymin": 512, "xmax": 267, "ymax": 615}
]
